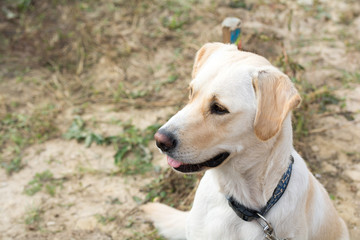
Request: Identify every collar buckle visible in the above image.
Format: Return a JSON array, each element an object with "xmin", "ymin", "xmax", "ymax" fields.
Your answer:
[{"xmin": 227, "ymin": 196, "xmax": 259, "ymax": 222}]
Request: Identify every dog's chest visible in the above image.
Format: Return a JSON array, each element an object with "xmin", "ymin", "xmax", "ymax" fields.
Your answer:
[{"xmin": 186, "ymin": 172, "xmax": 264, "ymax": 240}]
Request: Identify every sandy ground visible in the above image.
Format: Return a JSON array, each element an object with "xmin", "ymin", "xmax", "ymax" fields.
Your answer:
[{"xmin": 1, "ymin": 0, "xmax": 360, "ymax": 239}]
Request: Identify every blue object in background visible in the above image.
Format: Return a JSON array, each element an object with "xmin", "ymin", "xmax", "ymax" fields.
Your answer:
[{"xmin": 230, "ymin": 28, "xmax": 241, "ymax": 44}]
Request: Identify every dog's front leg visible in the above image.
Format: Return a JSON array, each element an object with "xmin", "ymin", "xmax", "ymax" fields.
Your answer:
[{"xmin": 142, "ymin": 203, "xmax": 188, "ymax": 240}]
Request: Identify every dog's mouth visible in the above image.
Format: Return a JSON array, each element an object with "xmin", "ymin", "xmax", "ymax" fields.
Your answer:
[{"xmin": 167, "ymin": 152, "xmax": 230, "ymax": 173}]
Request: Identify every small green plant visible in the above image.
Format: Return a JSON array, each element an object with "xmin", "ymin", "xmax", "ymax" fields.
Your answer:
[
  {"xmin": 2, "ymin": 0, "xmax": 32, "ymax": 20},
  {"xmin": 1, "ymin": 156, "xmax": 23, "ymax": 175},
  {"xmin": 15, "ymin": 0, "xmax": 32, "ymax": 12},
  {"xmin": 341, "ymin": 70, "xmax": 360, "ymax": 87},
  {"xmin": 143, "ymin": 169, "xmax": 198, "ymax": 209},
  {"xmin": 315, "ymin": 88, "xmax": 342, "ymax": 113},
  {"xmin": 329, "ymin": 194, "xmax": 336, "ymax": 200},
  {"xmin": 162, "ymin": 15, "xmax": 188, "ymax": 30},
  {"xmin": 24, "ymin": 206, "xmax": 43, "ymax": 230},
  {"xmin": 129, "ymin": 230, "xmax": 167, "ymax": 240},
  {"xmin": 132, "ymin": 195, "xmax": 143, "ymax": 204},
  {"xmin": 24, "ymin": 170, "xmax": 65, "ymax": 196},
  {"xmin": 113, "ymin": 83, "xmax": 151, "ymax": 102},
  {"xmin": 275, "ymin": 53, "xmax": 305, "ymax": 77},
  {"xmin": 229, "ymin": 0, "xmax": 247, "ymax": 9},
  {"xmin": 64, "ymin": 116, "xmax": 103, "ymax": 147},
  {"xmin": 291, "ymin": 76, "xmax": 345, "ymax": 138},
  {"xmin": 0, "ymin": 105, "xmax": 58, "ymax": 175},
  {"xmin": 113, "ymin": 122, "xmax": 160, "ymax": 175},
  {"xmin": 64, "ymin": 117, "xmax": 161, "ymax": 175},
  {"xmin": 160, "ymin": 0, "xmax": 193, "ymax": 30},
  {"xmin": 95, "ymin": 214, "xmax": 117, "ymax": 225}
]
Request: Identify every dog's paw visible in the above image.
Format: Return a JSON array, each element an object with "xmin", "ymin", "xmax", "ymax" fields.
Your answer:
[{"xmin": 141, "ymin": 203, "xmax": 188, "ymax": 240}]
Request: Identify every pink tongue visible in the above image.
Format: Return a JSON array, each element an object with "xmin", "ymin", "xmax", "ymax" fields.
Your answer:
[{"xmin": 167, "ymin": 156, "xmax": 183, "ymax": 168}]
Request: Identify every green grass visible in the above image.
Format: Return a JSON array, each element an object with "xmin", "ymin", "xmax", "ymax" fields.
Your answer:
[
  {"xmin": 113, "ymin": 83, "xmax": 152, "ymax": 102},
  {"xmin": 160, "ymin": 0, "xmax": 194, "ymax": 30},
  {"xmin": 64, "ymin": 116, "xmax": 161, "ymax": 175},
  {"xmin": 291, "ymin": 77, "xmax": 344, "ymax": 138},
  {"xmin": 0, "ymin": 104, "xmax": 59, "ymax": 175},
  {"xmin": 127, "ymin": 230, "xmax": 166, "ymax": 240},
  {"xmin": 24, "ymin": 170, "xmax": 66, "ymax": 197},
  {"xmin": 341, "ymin": 70, "xmax": 360, "ymax": 88},
  {"xmin": 315, "ymin": 88, "xmax": 343, "ymax": 113},
  {"xmin": 329, "ymin": 194, "xmax": 336, "ymax": 201},
  {"xmin": 1, "ymin": 156, "xmax": 22, "ymax": 175},
  {"xmin": 143, "ymin": 169, "xmax": 198, "ymax": 209},
  {"xmin": 24, "ymin": 206, "xmax": 43, "ymax": 230},
  {"xmin": 229, "ymin": 0, "xmax": 247, "ymax": 9},
  {"xmin": 2, "ymin": 0, "xmax": 32, "ymax": 19},
  {"xmin": 274, "ymin": 52, "xmax": 305, "ymax": 77},
  {"xmin": 95, "ymin": 214, "xmax": 117, "ymax": 225}
]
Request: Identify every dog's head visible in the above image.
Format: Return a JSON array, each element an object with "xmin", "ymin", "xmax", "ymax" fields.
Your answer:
[{"xmin": 155, "ymin": 43, "xmax": 301, "ymax": 173}]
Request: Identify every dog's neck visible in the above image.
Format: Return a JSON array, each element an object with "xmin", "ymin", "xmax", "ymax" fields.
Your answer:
[{"xmin": 212, "ymin": 115, "xmax": 294, "ymax": 210}]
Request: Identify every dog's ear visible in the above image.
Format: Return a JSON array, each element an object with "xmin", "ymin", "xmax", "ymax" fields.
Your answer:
[
  {"xmin": 192, "ymin": 43, "xmax": 223, "ymax": 79},
  {"xmin": 252, "ymin": 68, "xmax": 301, "ymax": 141}
]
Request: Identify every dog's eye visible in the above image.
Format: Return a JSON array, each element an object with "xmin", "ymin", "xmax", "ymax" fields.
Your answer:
[{"xmin": 210, "ymin": 103, "xmax": 229, "ymax": 115}]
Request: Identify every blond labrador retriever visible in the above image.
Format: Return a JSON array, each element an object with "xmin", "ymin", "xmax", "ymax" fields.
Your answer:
[{"xmin": 142, "ymin": 43, "xmax": 349, "ymax": 240}]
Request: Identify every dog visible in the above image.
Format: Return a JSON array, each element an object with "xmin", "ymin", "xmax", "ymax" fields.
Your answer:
[{"xmin": 142, "ymin": 43, "xmax": 349, "ymax": 240}]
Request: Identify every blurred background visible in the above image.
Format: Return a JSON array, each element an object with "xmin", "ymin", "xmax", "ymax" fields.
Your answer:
[{"xmin": 0, "ymin": 0, "xmax": 360, "ymax": 239}]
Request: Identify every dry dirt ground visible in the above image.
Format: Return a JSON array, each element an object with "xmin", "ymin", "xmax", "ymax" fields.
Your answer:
[{"xmin": 1, "ymin": 0, "xmax": 360, "ymax": 239}]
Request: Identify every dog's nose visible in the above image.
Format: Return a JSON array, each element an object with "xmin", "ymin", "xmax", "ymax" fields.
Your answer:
[{"xmin": 154, "ymin": 130, "xmax": 177, "ymax": 152}]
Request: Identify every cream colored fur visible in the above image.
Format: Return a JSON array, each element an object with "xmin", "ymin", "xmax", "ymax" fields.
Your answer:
[{"xmin": 142, "ymin": 43, "xmax": 349, "ymax": 240}]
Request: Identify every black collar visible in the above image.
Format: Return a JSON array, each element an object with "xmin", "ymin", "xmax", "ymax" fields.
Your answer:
[{"xmin": 226, "ymin": 155, "xmax": 294, "ymax": 222}]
